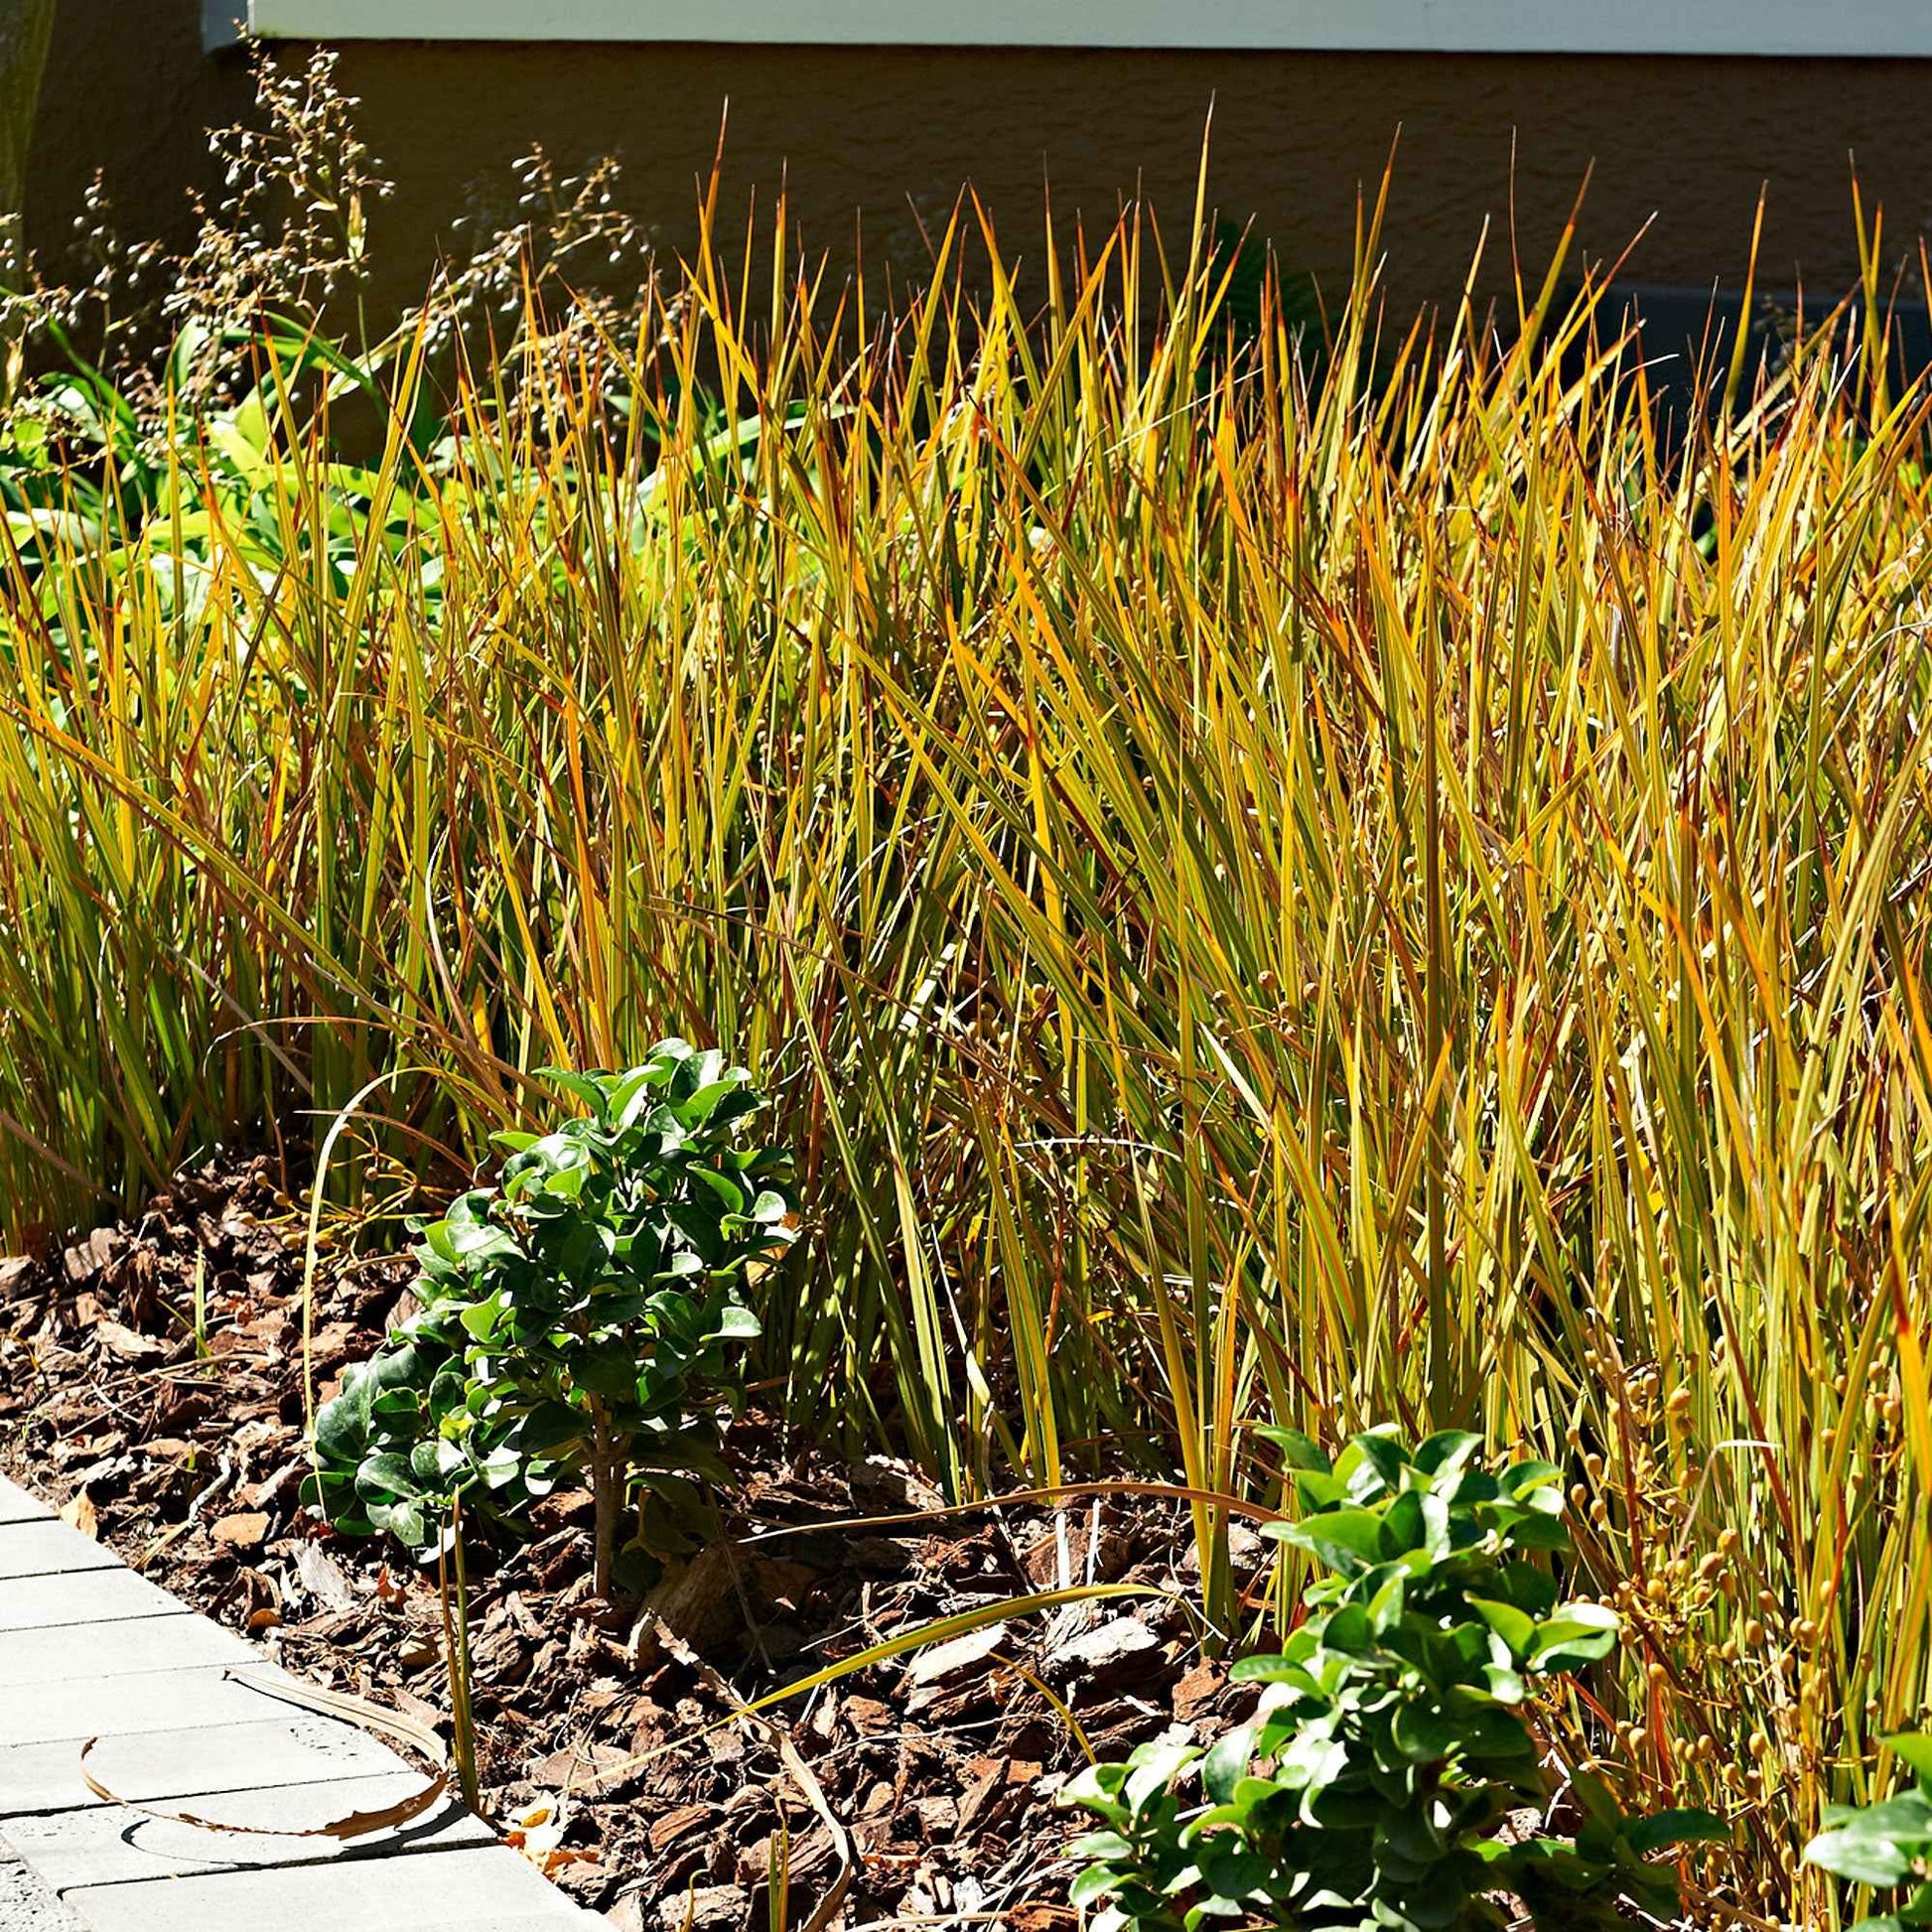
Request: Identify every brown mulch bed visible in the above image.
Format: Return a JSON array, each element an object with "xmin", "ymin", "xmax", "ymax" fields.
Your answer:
[{"xmin": 0, "ymin": 1160, "xmax": 1257, "ymax": 1930}]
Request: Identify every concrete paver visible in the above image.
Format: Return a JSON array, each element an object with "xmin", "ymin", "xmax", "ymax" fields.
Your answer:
[
  {"xmin": 0, "ymin": 1571, "xmax": 179, "ymax": 1635},
  {"xmin": 0, "ymin": 1471, "xmax": 594, "ymax": 1929},
  {"xmin": 0, "ymin": 1614, "xmax": 256, "ymax": 1689},
  {"xmin": 0, "ymin": 1716, "xmax": 400, "ymax": 1819},
  {"xmin": 0, "ymin": 1482, "xmax": 53, "ymax": 1526},
  {"xmin": 63, "ymin": 1846, "xmax": 589, "ymax": 1932},
  {"xmin": 1, "ymin": 1773, "xmax": 491, "ymax": 1890},
  {"xmin": 0, "ymin": 1667, "xmax": 330, "ymax": 1751},
  {"xmin": 0, "ymin": 1522, "xmax": 121, "ymax": 1583}
]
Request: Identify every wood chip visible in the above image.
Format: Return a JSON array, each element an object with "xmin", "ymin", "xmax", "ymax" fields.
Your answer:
[
  {"xmin": 956, "ymin": 1757, "xmax": 1004, "ymax": 1832},
  {"xmin": 843, "ymin": 1695, "xmax": 895, "ymax": 1734},
  {"xmin": 209, "ymin": 1510, "xmax": 269, "ymax": 1550},
  {"xmin": 62, "ymin": 1227, "xmax": 125, "ymax": 1287},
  {"xmin": 1173, "ymin": 1659, "xmax": 1224, "ymax": 1722},
  {"xmin": 904, "ymin": 1622, "xmax": 1007, "ymax": 1687},
  {"xmin": 645, "ymin": 1800, "xmax": 714, "ymax": 1854},
  {"xmin": 652, "ymin": 1883, "xmax": 746, "ymax": 1930},
  {"xmin": 914, "ymin": 1795, "xmax": 958, "ymax": 1838},
  {"xmin": 1044, "ymin": 1613, "xmax": 1160, "ymax": 1684},
  {"xmin": 525, "ymin": 1741, "xmax": 637, "ymax": 1801},
  {"xmin": 94, "ymin": 1318, "xmax": 165, "ymax": 1364}
]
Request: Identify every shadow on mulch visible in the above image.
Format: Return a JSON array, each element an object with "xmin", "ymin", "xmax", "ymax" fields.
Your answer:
[{"xmin": 0, "ymin": 1161, "xmax": 1259, "ymax": 1930}]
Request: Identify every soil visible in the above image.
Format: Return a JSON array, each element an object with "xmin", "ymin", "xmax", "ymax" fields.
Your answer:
[{"xmin": 0, "ymin": 1160, "xmax": 1258, "ymax": 1931}]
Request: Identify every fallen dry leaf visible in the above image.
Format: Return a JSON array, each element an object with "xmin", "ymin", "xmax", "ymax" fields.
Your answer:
[
  {"xmin": 504, "ymin": 1798, "xmax": 598, "ymax": 1876},
  {"xmin": 60, "ymin": 1490, "xmax": 97, "ymax": 1538},
  {"xmin": 295, "ymin": 1539, "xmax": 357, "ymax": 1610}
]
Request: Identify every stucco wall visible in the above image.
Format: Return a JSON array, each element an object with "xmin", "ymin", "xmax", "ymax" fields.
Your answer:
[{"xmin": 25, "ymin": 4, "xmax": 1932, "ymax": 323}]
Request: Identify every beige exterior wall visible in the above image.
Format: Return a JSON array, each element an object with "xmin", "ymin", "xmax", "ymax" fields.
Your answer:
[{"xmin": 26, "ymin": 3, "xmax": 1932, "ymax": 324}]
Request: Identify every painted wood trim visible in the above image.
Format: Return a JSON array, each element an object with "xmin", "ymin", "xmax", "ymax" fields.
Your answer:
[{"xmin": 239, "ymin": 0, "xmax": 1932, "ymax": 56}]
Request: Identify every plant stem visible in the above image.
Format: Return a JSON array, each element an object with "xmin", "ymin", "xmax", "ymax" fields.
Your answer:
[
  {"xmin": 589, "ymin": 1399, "xmax": 618, "ymax": 1598},
  {"xmin": 440, "ymin": 1496, "xmax": 480, "ymax": 1813}
]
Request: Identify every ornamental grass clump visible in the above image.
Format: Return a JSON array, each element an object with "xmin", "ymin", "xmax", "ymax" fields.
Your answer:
[
  {"xmin": 1063, "ymin": 1429, "xmax": 1725, "ymax": 1931},
  {"xmin": 309, "ymin": 1042, "xmax": 795, "ymax": 1594}
]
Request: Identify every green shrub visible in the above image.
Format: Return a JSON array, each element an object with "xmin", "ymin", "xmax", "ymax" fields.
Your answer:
[
  {"xmin": 1061, "ymin": 1428, "xmax": 1724, "ymax": 1931},
  {"xmin": 305, "ymin": 1330, "xmax": 534, "ymax": 1556},
  {"xmin": 308, "ymin": 1042, "xmax": 795, "ymax": 1592},
  {"xmin": 1804, "ymin": 1734, "xmax": 1932, "ymax": 1930}
]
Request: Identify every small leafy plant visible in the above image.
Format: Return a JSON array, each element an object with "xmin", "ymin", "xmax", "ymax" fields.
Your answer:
[
  {"xmin": 309, "ymin": 1041, "xmax": 796, "ymax": 1595},
  {"xmin": 1062, "ymin": 1428, "xmax": 1725, "ymax": 1932},
  {"xmin": 1804, "ymin": 1733, "xmax": 1932, "ymax": 1930}
]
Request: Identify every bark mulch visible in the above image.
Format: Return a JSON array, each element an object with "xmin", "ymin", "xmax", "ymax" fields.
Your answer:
[{"xmin": 0, "ymin": 1160, "xmax": 1258, "ymax": 1930}]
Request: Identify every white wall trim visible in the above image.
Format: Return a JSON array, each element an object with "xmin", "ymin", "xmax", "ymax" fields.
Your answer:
[{"xmin": 229, "ymin": 0, "xmax": 1932, "ymax": 58}]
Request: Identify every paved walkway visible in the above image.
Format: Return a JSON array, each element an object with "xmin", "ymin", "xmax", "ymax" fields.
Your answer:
[{"xmin": 0, "ymin": 1474, "xmax": 599, "ymax": 1932}]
